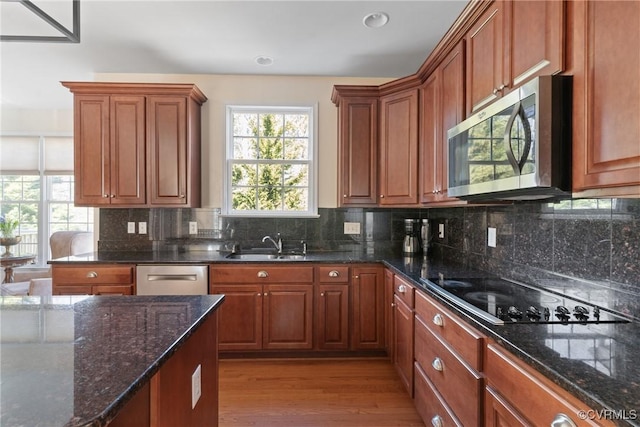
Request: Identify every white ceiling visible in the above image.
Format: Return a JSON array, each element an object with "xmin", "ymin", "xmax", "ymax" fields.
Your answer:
[{"xmin": 0, "ymin": 0, "xmax": 468, "ymax": 110}]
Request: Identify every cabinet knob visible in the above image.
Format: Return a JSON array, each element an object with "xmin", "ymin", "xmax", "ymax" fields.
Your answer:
[
  {"xmin": 179, "ymin": 193, "xmax": 185, "ymax": 198},
  {"xmin": 431, "ymin": 415, "xmax": 444, "ymax": 427},
  {"xmin": 320, "ymin": 292, "xmax": 325, "ymax": 297},
  {"xmin": 86, "ymin": 271, "xmax": 98, "ymax": 278},
  {"xmin": 343, "ymin": 194, "xmax": 347, "ymax": 198},
  {"xmin": 498, "ymin": 84, "xmax": 506, "ymax": 91},
  {"xmin": 380, "ymin": 195, "xmax": 384, "ymax": 198},
  {"xmin": 550, "ymin": 413, "xmax": 578, "ymax": 427},
  {"xmin": 328, "ymin": 270, "xmax": 340, "ymax": 277},
  {"xmin": 432, "ymin": 357, "xmax": 444, "ymax": 372},
  {"xmin": 257, "ymin": 270, "xmax": 269, "ymax": 278},
  {"xmin": 103, "ymin": 194, "xmax": 109, "ymax": 198},
  {"xmin": 257, "ymin": 293, "xmax": 262, "ymax": 296},
  {"xmin": 397, "ymin": 284, "xmax": 406, "ymax": 294},
  {"xmin": 110, "ymin": 194, "xmax": 115, "ymax": 198},
  {"xmin": 353, "ymin": 275, "xmax": 359, "ymax": 279},
  {"xmin": 432, "ymin": 314, "xmax": 444, "ymax": 327}
]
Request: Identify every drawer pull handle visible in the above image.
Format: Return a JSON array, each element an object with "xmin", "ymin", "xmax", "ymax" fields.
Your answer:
[
  {"xmin": 328, "ymin": 270, "xmax": 340, "ymax": 277},
  {"xmin": 431, "ymin": 415, "xmax": 443, "ymax": 427},
  {"xmin": 86, "ymin": 271, "xmax": 98, "ymax": 278},
  {"xmin": 550, "ymin": 413, "xmax": 577, "ymax": 427},
  {"xmin": 257, "ymin": 270, "xmax": 269, "ymax": 278},
  {"xmin": 397, "ymin": 284, "xmax": 406, "ymax": 293},
  {"xmin": 432, "ymin": 313, "xmax": 444, "ymax": 327},
  {"xmin": 432, "ymin": 357, "xmax": 443, "ymax": 372}
]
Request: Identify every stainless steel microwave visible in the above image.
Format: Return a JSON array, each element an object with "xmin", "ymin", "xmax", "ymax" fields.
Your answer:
[{"xmin": 447, "ymin": 76, "xmax": 572, "ymax": 200}]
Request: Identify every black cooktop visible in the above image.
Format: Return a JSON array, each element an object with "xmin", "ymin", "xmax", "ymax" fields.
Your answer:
[{"xmin": 419, "ymin": 274, "xmax": 630, "ymax": 325}]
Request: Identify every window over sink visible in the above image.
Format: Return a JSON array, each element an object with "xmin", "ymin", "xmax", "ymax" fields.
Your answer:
[{"xmin": 224, "ymin": 105, "xmax": 318, "ymax": 217}]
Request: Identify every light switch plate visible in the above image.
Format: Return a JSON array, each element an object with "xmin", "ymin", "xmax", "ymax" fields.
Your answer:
[
  {"xmin": 191, "ymin": 364, "xmax": 202, "ymax": 409},
  {"xmin": 127, "ymin": 222, "xmax": 136, "ymax": 234},
  {"xmin": 488, "ymin": 227, "xmax": 497, "ymax": 248},
  {"xmin": 189, "ymin": 221, "xmax": 198, "ymax": 235},
  {"xmin": 344, "ymin": 222, "xmax": 361, "ymax": 235},
  {"xmin": 138, "ymin": 222, "xmax": 147, "ymax": 234},
  {"xmin": 438, "ymin": 223, "xmax": 445, "ymax": 239}
]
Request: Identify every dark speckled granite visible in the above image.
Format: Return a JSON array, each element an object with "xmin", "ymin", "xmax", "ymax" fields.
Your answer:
[{"xmin": 0, "ymin": 294, "xmax": 224, "ymax": 427}]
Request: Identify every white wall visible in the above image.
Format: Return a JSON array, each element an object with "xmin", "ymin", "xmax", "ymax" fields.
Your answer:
[{"xmin": 2, "ymin": 73, "xmax": 392, "ymax": 208}]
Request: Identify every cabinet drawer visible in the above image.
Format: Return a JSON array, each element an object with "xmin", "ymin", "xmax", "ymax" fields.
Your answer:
[
  {"xmin": 393, "ymin": 275, "xmax": 414, "ymax": 307},
  {"xmin": 485, "ymin": 342, "xmax": 613, "ymax": 427},
  {"xmin": 210, "ymin": 265, "xmax": 313, "ymax": 284},
  {"xmin": 415, "ymin": 315, "xmax": 483, "ymax": 427},
  {"xmin": 52, "ymin": 265, "xmax": 134, "ymax": 284},
  {"xmin": 317, "ymin": 266, "xmax": 349, "ymax": 283},
  {"xmin": 414, "ymin": 362, "xmax": 463, "ymax": 427},
  {"xmin": 415, "ymin": 290, "xmax": 484, "ymax": 371}
]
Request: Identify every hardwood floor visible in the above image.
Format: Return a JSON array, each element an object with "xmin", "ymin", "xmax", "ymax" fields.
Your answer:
[{"xmin": 218, "ymin": 358, "xmax": 424, "ymax": 427}]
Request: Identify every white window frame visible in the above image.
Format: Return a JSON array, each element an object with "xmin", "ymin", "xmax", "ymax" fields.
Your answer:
[{"xmin": 224, "ymin": 105, "xmax": 318, "ymax": 217}]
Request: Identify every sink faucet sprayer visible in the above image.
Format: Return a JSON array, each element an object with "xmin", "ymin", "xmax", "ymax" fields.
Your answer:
[{"xmin": 262, "ymin": 233, "xmax": 282, "ymax": 254}]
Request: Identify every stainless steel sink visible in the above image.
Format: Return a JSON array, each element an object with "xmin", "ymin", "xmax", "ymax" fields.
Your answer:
[{"xmin": 225, "ymin": 253, "xmax": 306, "ymax": 261}]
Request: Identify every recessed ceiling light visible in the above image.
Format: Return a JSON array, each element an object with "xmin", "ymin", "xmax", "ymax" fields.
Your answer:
[
  {"xmin": 255, "ymin": 56, "xmax": 274, "ymax": 66},
  {"xmin": 362, "ymin": 12, "xmax": 389, "ymax": 29}
]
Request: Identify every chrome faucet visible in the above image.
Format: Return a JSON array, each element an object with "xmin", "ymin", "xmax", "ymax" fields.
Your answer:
[{"xmin": 262, "ymin": 233, "xmax": 282, "ymax": 254}]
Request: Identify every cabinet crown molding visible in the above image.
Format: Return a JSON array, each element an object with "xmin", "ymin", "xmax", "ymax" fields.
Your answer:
[{"xmin": 61, "ymin": 82, "xmax": 208, "ymax": 104}]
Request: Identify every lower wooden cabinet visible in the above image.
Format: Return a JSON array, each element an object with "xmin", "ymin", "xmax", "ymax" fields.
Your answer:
[
  {"xmin": 351, "ymin": 265, "xmax": 385, "ymax": 350},
  {"xmin": 316, "ymin": 265, "xmax": 350, "ymax": 350},
  {"xmin": 484, "ymin": 342, "xmax": 615, "ymax": 427},
  {"xmin": 210, "ymin": 265, "xmax": 314, "ymax": 351},
  {"xmin": 393, "ymin": 275, "xmax": 415, "ymax": 396},
  {"xmin": 52, "ymin": 264, "xmax": 135, "ymax": 295}
]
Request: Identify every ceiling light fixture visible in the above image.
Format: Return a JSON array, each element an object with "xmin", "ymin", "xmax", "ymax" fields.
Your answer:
[
  {"xmin": 1, "ymin": 0, "xmax": 80, "ymax": 43},
  {"xmin": 255, "ymin": 56, "xmax": 274, "ymax": 66},
  {"xmin": 362, "ymin": 12, "xmax": 389, "ymax": 29}
]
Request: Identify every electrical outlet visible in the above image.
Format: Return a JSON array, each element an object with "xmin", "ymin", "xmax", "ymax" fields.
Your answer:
[
  {"xmin": 438, "ymin": 223, "xmax": 445, "ymax": 239},
  {"xmin": 138, "ymin": 222, "xmax": 147, "ymax": 234},
  {"xmin": 344, "ymin": 222, "xmax": 361, "ymax": 235},
  {"xmin": 191, "ymin": 364, "xmax": 202, "ymax": 409},
  {"xmin": 488, "ymin": 227, "xmax": 497, "ymax": 248},
  {"xmin": 189, "ymin": 221, "xmax": 198, "ymax": 235},
  {"xmin": 127, "ymin": 222, "xmax": 136, "ymax": 234}
]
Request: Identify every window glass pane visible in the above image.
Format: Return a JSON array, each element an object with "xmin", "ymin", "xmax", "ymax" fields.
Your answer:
[
  {"xmin": 284, "ymin": 114, "xmax": 309, "ymax": 137},
  {"xmin": 284, "ymin": 188, "xmax": 308, "ymax": 211},
  {"xmin": 232, "ymin": 187, "xmax": 256, "ymax": 210},
  {"xmin": 258, "ymin": 138, "xmax": 283, "ymax": 160},
  {"xmin": 284, "ymin": 164, "xmax": 308, "ymax": 186},
  {"xmin": 50, "ymin": 175, "xmax": 73, "ymax": 201},
  {"xmin": 284, "ymin": 138, "xmax": 308, "ymax": 160},
  {"xmin": 233, "ymin": 137, "xmax": 258, "ymax": 160},
  {"xmin": 259, "ymin": 114, "xmax": 284, "ymax": 138},
  {"xmin": 233, "ymin": 113, "xmax": 258, "ymax": 137},
  {"xmin": 257, "ymin": 187, "xmax": 282, "ymax": 210},
  {"xmin": 231, "ymin": 163, "xmax": 257, "ymax": 186},
  {"xmin": 257, "ymin": 164, "xmax": 283, "ymax": 186}
]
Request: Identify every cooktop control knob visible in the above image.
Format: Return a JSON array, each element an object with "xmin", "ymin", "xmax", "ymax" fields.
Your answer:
[
  {"xmin": 526, "ymin": 306, "xmax": 542, "ymax": 321},
  {"xmin": 573, "ymin": 305, "xmax": 590, "ymax": 320},
  {"xmin": 555, "ymin": 305, "xmax": 571, "ymax": 321},
  {"xmin": 544, "ymin": 307, "xmax": 551, "ymax": 321},
  {"xmin": 593, "ymin": 306, "xmax": 600, "ymax": 320},
  {"xmin": 507, "ymin": 306, "xmax": 523, "ymax": 320}
]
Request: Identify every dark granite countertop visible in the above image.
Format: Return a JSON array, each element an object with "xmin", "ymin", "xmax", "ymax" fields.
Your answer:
[
  {"xmin": 48, "ymin": 249, "xmax": 640, "ymax": 426},
  {"xmin": 0, "ymin": 294, "xmax": 225, "ymax": 427}
]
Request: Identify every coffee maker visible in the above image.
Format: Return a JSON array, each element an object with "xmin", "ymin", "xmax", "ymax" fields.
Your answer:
[{"xmin": 403, "ymin": 219, "xmax": 422, "ymax": 256}]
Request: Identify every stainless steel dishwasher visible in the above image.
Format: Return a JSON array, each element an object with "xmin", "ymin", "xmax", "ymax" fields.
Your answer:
[{"xmin": 136, "ymin": 265, "xmax": 208, "ymax": 295}]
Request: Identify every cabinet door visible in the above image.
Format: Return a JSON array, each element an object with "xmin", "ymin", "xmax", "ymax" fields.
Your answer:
[
  {"xmin": 316, "ymin": 284, "xmax": 349, "ymax": 350},
  {"xmin": 384, "ymin": 269, "xmax": 395, "ymax": 355},
  {"xmin": 572, "ymin": 0, "xmax": 640, "ymax": 192},
  {"xmin": 420, "ymin": 71, "xmax": 440, "ymax": 203},
  {"xmin": 74, "ymin": 95, "xmax": 111, "ymax": 206},
  {"xmin": 379, "ymin": 88, "xmax": 419, "ymax": 205},
  {"xmin": 147, "ymin": 96, "xmax": 189, "ymax": 205},
  {"xmin": 485, "ymin": 386, "xmax": 529, "ymax": 427},
  {"xmin": 263, "ymin": 284, "xmax": 313, "ymax": 350},
  {"xmin": 393, "ymin": 295, "xmax": 414, "ymax": 397},
  {"xmin": 466, "ymin": 2, "xmax": 505, "ymax": 113},
  {"xmin": 507, "ymin": 0, "xmax": 564, "ymax": 88},
  {"xmin": 351, "ymin": 266, "xmax": 385, "ymax": 349},
  {"xmin": 209, "ymin": 284, "xmax": 263, "ymax": 351},
  {"xmin": 338, "ymin": 96, "xmax": 379, "ymax": 206},
  {"xmin": 109, "ymin": 96, "xmax": 146, "ymax": 205}
]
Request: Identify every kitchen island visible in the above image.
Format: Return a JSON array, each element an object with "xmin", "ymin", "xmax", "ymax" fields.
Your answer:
[{"xmin": 0, "ymin": 294, "xmax": 224, "ymax": 427}]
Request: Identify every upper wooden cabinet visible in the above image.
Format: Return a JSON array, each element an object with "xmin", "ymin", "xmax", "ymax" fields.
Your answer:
[
  {"xmin": 420, "ymin": 41, "xmax": 466, "ymax": 204},
  {"xmin": 331, "ymin": 86, "xmax": 379, "ymax": 207},
  {"xmin": 465, "ymin": 0, "xmax": 564, "ymax": 113},
  {"xmin": 570, "ymin": 1, "xmax": 640, "ymax": 195},
  {"xmin": 62, "ymin": 82, "xmax": 207, "ymax": 207},
  {"xmin": 379, "ymin": 88, "xmax": 419, "ymax": 205}
]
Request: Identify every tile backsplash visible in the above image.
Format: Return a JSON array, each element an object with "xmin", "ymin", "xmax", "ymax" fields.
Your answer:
[{"xmin": 99, "ymin": 198, "xmax": 640, "ymax": 298}]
